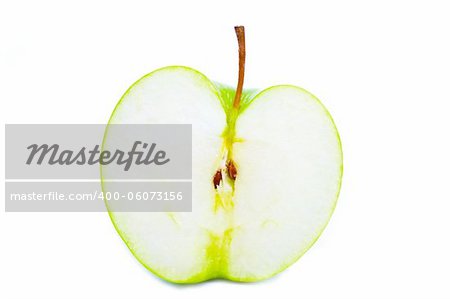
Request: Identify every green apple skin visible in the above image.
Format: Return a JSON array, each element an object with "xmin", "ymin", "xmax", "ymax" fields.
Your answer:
[{"xmin": 102, "ymin": 66, "xmax": 343, "ymax": 284}]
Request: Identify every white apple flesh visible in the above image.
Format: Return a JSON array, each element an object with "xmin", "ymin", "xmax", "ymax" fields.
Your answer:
[{"xmin": 102, "ymin": 27, "xmax": 342, "ymax": 283}]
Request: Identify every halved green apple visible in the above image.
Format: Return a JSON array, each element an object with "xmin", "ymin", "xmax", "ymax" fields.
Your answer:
[{"xmin": 102, "ymin": 27, "xmax": 342, "ymax": 283}]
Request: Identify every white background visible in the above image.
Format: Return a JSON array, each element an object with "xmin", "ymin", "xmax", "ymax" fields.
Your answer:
[{"xmin": 1, "ymin": 0, "xmax": 450, "ymax": 298}]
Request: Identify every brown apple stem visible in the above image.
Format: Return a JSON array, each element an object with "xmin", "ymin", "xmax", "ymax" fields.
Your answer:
[{"xmin": 233, "ymin": 26, "xmax": 246, "ymax": 109}]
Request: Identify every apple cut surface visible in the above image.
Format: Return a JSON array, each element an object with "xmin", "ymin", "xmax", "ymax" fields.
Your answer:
[
  {"xmin": 102, "ymin": 66, "xmax": 342, "ymax": 283},
  {"xmin": 228, "ymin": 86, "xmax": 342, "ymax": 280}
]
